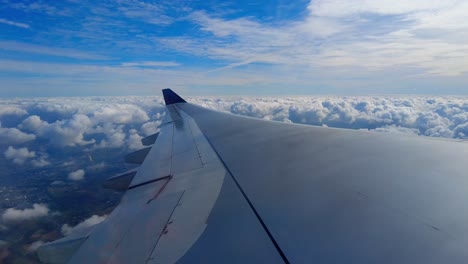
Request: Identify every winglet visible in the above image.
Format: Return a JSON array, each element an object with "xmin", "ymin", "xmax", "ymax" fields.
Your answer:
[{"xmin": 162, "ymin": 88, "xmax": 186, "ymax": 105}]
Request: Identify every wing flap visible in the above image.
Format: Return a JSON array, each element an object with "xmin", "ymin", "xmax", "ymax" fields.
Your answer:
[
  {"xmin": 129, "ymin": 124, "xmax": 173, "ymax": 187},
  {"xmin": 67, "ymin": 179, "xmax": 181, "ymax": 263},
  {"xmin": 141, "ymin": 132, "xmax": 159, "ymax": 146},
  {"xmin": 101, "ymin": 169, "xmax": 137, "ymax": 191},
  {"xmin": 105, "ymin": 191, "xmax": 183, "ymax": 264},
  {"xmin": 37, "ymin": 226, "xmax": 92, "ymax": 264},
  {"xmin": 124, "ymin": 147, "xmax": 151, "ymax": 164}
]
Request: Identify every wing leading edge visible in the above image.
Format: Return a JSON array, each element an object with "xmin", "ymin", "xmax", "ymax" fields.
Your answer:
[{"xmin": 39, "ymin": 89, "xmax": 468, "ymax": 263}]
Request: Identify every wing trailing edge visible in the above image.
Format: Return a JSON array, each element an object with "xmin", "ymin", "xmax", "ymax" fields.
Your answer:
[
  {"xmin": 102, "ymin": 169, "xmax": 138, "ymax": 191},
  {"xmin": 141, "ymin": 132, "xmax": 159, "ymax": 146},
  {"xmin": 124, "ymin": 146, "xmax": 151, "ymax": 164}
]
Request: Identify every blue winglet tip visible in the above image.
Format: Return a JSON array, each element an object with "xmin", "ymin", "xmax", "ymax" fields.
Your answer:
[{"xmin": 162, "ymin": 88, "xmax": 186, "ymax": 105}]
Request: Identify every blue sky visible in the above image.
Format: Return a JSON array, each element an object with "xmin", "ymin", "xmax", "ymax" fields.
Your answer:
[{"xmin": 0, "ymin": 0, "xmax": 467, "ymax": 97}]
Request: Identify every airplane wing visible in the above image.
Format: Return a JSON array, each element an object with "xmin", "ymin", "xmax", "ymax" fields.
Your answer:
[{"xmin": 38, "ymin": 89, "xmax": 468, "ymax": 263}]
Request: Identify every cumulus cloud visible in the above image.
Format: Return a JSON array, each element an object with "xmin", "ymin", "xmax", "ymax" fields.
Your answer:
[
  {"xmin": 21, "ymin": 114, "xmax": 95, "ymax": 147},
  {"xmin": 127, "ymin": 129, "xmax": 144, "ymax": 150},
  {"xmin": 61, "ymin": 215, "xmax": 106, "ymax": 236},
  {"xmin": 68, "ymin": 169, "xmax": 85, "ymax": 181},
  {"xmin": 0, "ymin": 105, "xmax": 28, "ymax": 116},
  {"xmin": 87, "ymin": 162, "xmax": 106, "ymax": 171},
  {"xmin": 92, "ymin": 123, "xmax": 126, "ymax": 149},
  {"xmin": 3, "ymin": 146, "xmax": 50, "ymax": 167},
  {"xmin": 140, "ymin": 120, "xmax": 161, "ymax": 136},
  {"xmin": 192, "ymin": 96, "xmax": 468, "ymax": 139},
  {"xmin": 91, "ymin": 104, "xmax": 149, "ymax": 124},
  {"xmin": 2, "ymin": 95, "xmax": 468, "ymax": 161},
  {"xmin": 372, "ymin": 125, "xmax": 420, "ymax": 136},
  {"xmin": 0, "ymin": 122, "xmax": 36, "ymax": 144},
  {"xmin": 31, "ymin": 155, "xmax": 51, "ymax": 167},
  {"xmin": 2, "ymin": 204, "xmax": 49, "ymax": 222},
  {"xmin": 4, "ymin": 146, "xmax": 35, "ymax": 165},
  {"xmin": 0, "ymin": 97, "xmax": 160, "ymax": 151},
  {"xmin": 27, "ymin": 240, "xmax": 45, "ymax": 252}
]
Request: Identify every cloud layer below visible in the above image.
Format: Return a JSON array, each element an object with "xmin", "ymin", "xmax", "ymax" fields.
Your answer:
[
  {"xmin": 1, "ymin": 95, "xmax": 468, "ymax": 164},
  {"xmin": 1, "ymin": 94, "xmax": 467, "ymax": 261}
]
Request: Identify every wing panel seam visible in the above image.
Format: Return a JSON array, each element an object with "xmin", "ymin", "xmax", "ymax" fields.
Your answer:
[{"xmin": 178, "ymin": 107, "xmax": 290, "ymax": 264}]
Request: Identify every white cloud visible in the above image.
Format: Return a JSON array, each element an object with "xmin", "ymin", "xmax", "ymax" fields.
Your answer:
[
  {"xmin": 21, "ymin": 114, "xmax": 95, "ymax": 147},
  {"xmin": 0, "ymin": 18, "xmax": 30, "ymax": 29},
  {"xmin": 0, "ymin": 41, "xmax": 109, "ymax": 60},
  {"xmin": 50, "ymin": 180, "xmax": 65, "ymax": 186},
  {"xmin": 61, "ymin": 215, "xmax": 106, "ymax": 236},
  {"xmin": 4, "ymin": 146, "xmax": 35, "ymax": 165},
  {"xmin": 0, "ymin": 123, "xmax": 36, "ymax": 144},
  {"xmin": 92, "ymin": 123, "xmax": 126, "ymax": 149},
  {"xmin": 191, "ymin": 96, "xmax": 468, "ymax": 139},
  {"xmin": 4, "ymin": 97, "xmax": 162, "ymax": 149},
  {"xmin": 127, "ymin": 129, "xmax": 143, "ymax": 150},
  {"xmin": 5, "ymin": 1, "xmax": 71, "ymax": 16},
  {"xmin": 31, "ymin": 155, "xmax": 51, "ymax": 168},
  {"xmin": 68, "ymin": 169, "xmax": 85, "ymax": 181},
  {"xmin": 92, "ymin": 104, "xmax": 149, "ymax": 124},
  {"xmin": 372, "ymin": 125, "xmax": 420, "ymax": 136},
  {"xmin": 27, "ymin": 240, "xmax": 45, "ymax": 252},
  {"xmin": 0, "ymin": 105, "xmax": 27, "ymax": 116},
  {"xmin": 3, "ymin": 95, "xmax": 468, "ymax": 161},
  {"xmin": 454, "ymin": 123, "xmax": 468, "ymax": 138},
  {"xmin": 308, "ymin": 0, "xmax": 457, "ymax": 17},
  {"xmin": 20, "ymin": 115, "xmax": 46, "ymax": 131},
  {"xmin": 2, "ymin": 204, "xmax": 49, "ymax": 222},
  {"xmin": 140, "ymin": 120, "xmax": 161, "ymax": 136},
  {"xmin": 116, "ymin": 0, "xmax": 172, "ymax": 25},
  {"xmin": 156, "ymin": 0, "xmax": 468, "ymax": 79},
  {"xmin": 121, "ymin": 61, "xmax": 180, "ymax": 67},
  {"xmin": 87, "ymin": 162, "xmax": 106, "ymax": 171}
]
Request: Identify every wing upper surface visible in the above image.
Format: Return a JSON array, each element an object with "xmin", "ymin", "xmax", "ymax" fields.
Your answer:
[{"xmin": 179, "ymin": 102, "xmax": 468, "ymax": 263}]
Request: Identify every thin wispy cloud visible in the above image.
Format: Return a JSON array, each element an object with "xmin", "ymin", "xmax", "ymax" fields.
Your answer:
[
  {"xmin": 172, "ymin": 2, "xmax": 468, "ymax": 77},
  {"xmin": 0, "ymin": 18, "xmax": 29, "ymax": 28},
  {"xmin": 4, "ymin": 1, "xmax": 72, "ymax": 16},
  {"xmin": 121, "ymin": 61, "xmax": 180, "ymax": 67},
  {"xmin": 0, "ymin": 41, "xmax": 110, "ymax": 60}
]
